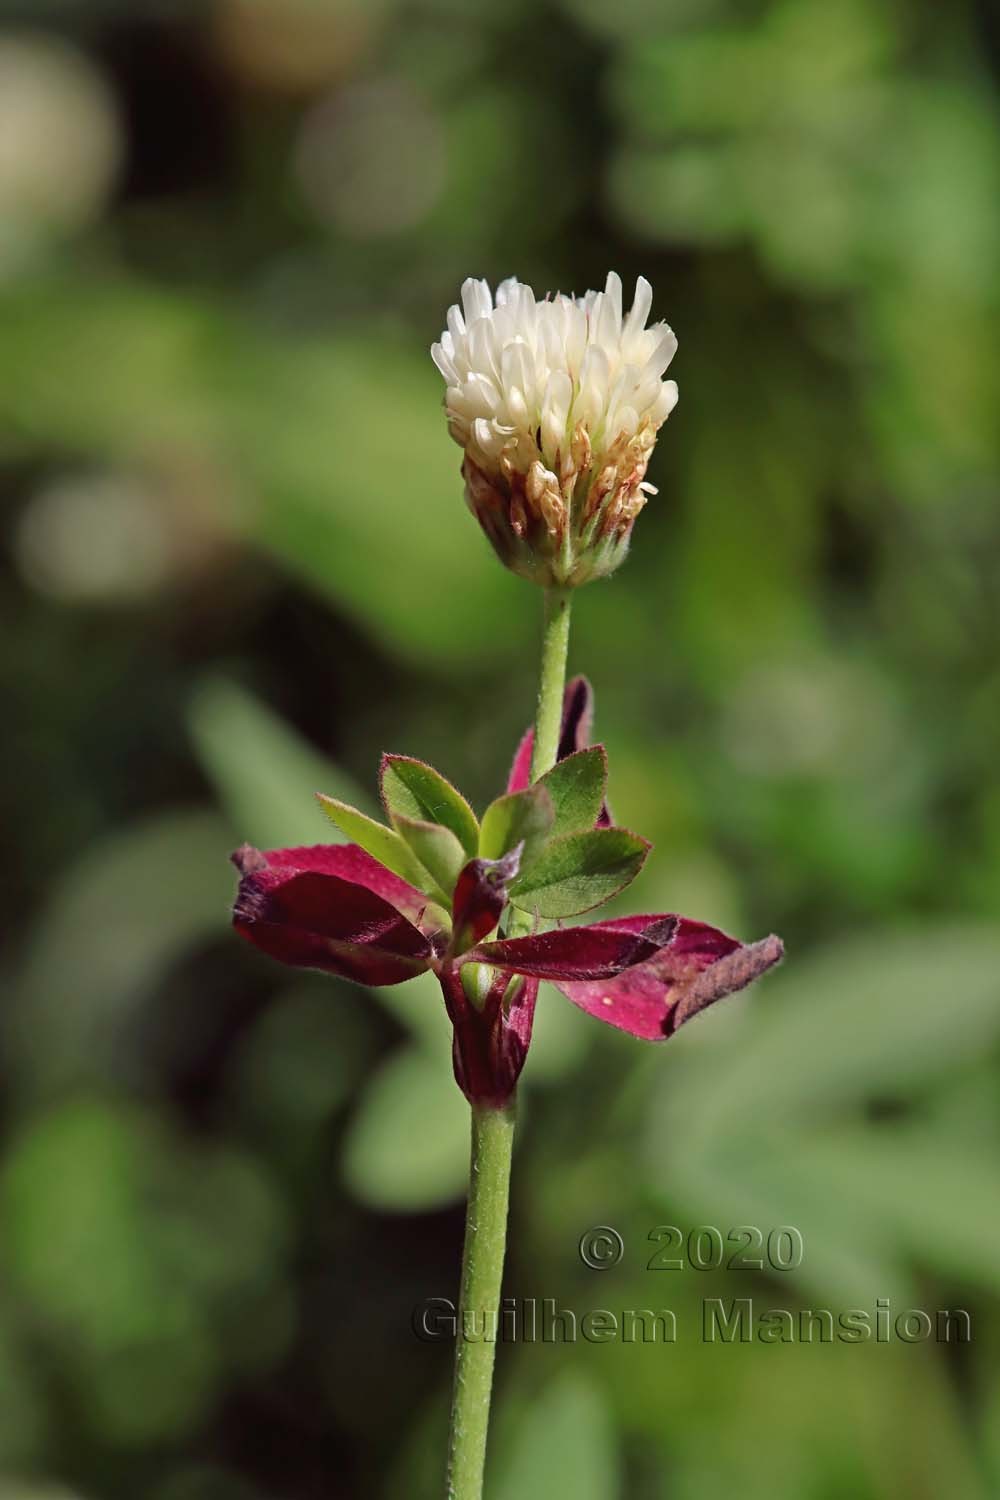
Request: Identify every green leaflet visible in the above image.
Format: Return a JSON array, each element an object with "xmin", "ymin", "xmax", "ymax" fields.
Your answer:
[
  {"xmin": 508, "ymin": 828, "xmax": 650, "ymax": 918},
  {"xmin": 380, "ymin": 754, "xmax": 479, "ymax": 856},
  {"xmin": 317, "ymin": 795, "xmax": 435, "ymax": 890},
  {"xmin": 535, "ymin": 746, "xmax": 608, "ymax": 838},
  {"xmin": 393, "ymin": 815, "xmax": 467, "ymax": 897},
  {"xmin": 479, "ymin": 784, "xmax": 555, "ymax": 868}
]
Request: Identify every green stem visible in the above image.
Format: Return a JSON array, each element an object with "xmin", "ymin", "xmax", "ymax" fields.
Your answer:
[
  {"xmin": 505, "ymin": 586, "xmax": 573, "ymax": 946},
  {"xmin": 446, "ymin": 1103, "xmax": 516, "ymax": 1500},
  {"xmin": 445, "ymin": 585, "xmax": 574, "ymax": 1499},
  {"xmin": 529, "ymin": 586, "xmax": 573, "ymax": 782}
]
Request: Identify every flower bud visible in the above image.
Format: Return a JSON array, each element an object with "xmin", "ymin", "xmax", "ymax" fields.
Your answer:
[{"xmin": 432, "ymin": 273, "xmax": 678, "ymax": 586}]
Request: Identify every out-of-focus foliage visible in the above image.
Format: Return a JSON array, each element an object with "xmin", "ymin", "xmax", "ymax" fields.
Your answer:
[{"xmin": 1, "ymin": 0, "xmax": 998, "ymax": 1496}]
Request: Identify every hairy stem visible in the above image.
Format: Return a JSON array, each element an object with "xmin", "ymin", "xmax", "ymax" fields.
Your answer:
[
  {"xmin": 505, "ymin": 586, "xmax": 573, "ymax": 949},
  {"xmin": 529, "ymin": 586, "xmax": 573, "ymax": 781},
  {"xmin": 445, "ymin": 1103, "xmax": 516, "ymax": 1500}
]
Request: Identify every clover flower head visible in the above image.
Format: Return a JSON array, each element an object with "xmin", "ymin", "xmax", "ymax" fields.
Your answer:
[{"xmin": 431, "ymin": 273, "xmax": 678, "ymax": 587}]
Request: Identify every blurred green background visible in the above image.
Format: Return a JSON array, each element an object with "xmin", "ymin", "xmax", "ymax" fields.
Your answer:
[{"xmin": 1, "ymin": 0, "xmax": 999, "ymax": 1496}]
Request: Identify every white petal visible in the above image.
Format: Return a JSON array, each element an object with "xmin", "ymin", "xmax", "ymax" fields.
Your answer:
[
  {"xmin": 431, "ymin": 342, "xmax": 457, "ymax": 382},
  {"xmin": 623, "ymin": 276, "xmax": 653, "ymax": 338},
  {"xmin": 591, "ymin": 272, "xmax": 622, "ymax": 353},
  {"xmin": 465, "ymin": 372, "xmax": 501, "ymax": 414},
  {"xmin": 467, "ymin": 318, "xmax": 500, "ymax": 383},
  {"xmin": 447, "ymin": 304, "xmax": 466, "ymax": 342},
  {"xmin": 650, "ymin": 380, "xmax": 679, "ymax": 425},
  {"xmin": 604, "ymin": 270, "xmax": 623, "ymax": 324},
  {"xmin": 629, "ymin": 374, "xmax": 665, "ymax": 419},
  {"xmin": 612, "ymin": 404, "xmax": 639, "ymax": 440},
  {"xmin": 574, "ymin": 346, "xmax": 611, "ymax": 428},
  {"xmin": 640, "ymin": 326, "xmax": 678, "ymax": 381},
  {"xmin": 495, "ymin": 277, "xmax": 516, "ymax": 305},
  {"xmin": 461, "ymin": 277, "xmax": 493, "ymax": 324},
  {"xmin": 472, "ymin": 416, "xmax": 502, "ymax": 455},
  {"xmin": 540, "ymin": 369, "xmax": 572, "ymax": 464}
]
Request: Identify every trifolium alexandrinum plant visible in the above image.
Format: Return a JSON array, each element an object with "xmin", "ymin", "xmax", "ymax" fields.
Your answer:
[{"xmin": 230, "ymin": 273, "xmax": 784, "ymax": 1500}]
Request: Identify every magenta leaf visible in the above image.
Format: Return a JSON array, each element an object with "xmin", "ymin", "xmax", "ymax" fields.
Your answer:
[
  {"xmin": 451, "ymin": 846, "xmax": 523, "ymax": 950},
  {"xmin": 553, "ymin": 919, "xmax": 784, "ymax": 1039},
  {"xmin": 465, "ymin": 914, "xmax": 678, "ymax": 980},
  {"xmin": 558, "ymin": 675, "xmax": 596, "ymax": 759},
  {"xmin": 231, "ymin": 844, "xmax": 433, "ymax": 986},
  {"xmin": 441, "ymin": 965, "xmax": 539, "ymax": 1109},
  {"xmin": 232, "ymin": 842, "xmax": 431, "ymax": 923},
  {"xmin": 506, "ymin": 726, "xmax": 534, "ymax": 797}
]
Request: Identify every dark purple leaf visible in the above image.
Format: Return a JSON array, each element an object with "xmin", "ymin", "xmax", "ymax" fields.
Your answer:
[
  {"xmin": 232, "ymin": 842, "xmax": 430, "ymax": 922},
  {"xmin": 506, "ymin": 726, "xmax": 534, "ymax": 796},
  {"xmin": 465, "ymin": 914, "xmax": 678, "ymax": 980},
  {"xmin": 554, "ymin": 919, "xmax": 784, "ymax": 1039},
  {"xmin": 231, "ymin": 843, "xmax": 433, "ymax": 986},
  {"xmin": 451, "ymin": 846, "xmax": 523, "ymax": 949},
  {"xmin": 440, "ymin": 964, "xmax": 539, "ymax": 1109}
]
